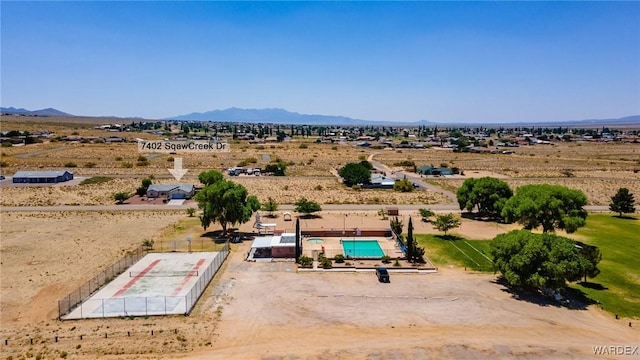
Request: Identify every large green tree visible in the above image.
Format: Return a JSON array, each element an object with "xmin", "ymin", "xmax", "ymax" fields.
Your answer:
[
  {"xmin": 198, "ymin": 170, "xmax": 223, "ymax": 186},
  {"xmin": 338, "ymin": 162, "xmax": 371, "ymax": 187},
  {"xmin": 501, "ymin": 184, "xmax": 587, "ymax": 233},
  {"xmin": 294, "ymin": 197, "xmax": 322, "ymax": 216},
  {"xmin": 609, "ymin": 187, "xmax": 636, "ymax": 217},
  {"xmin": 490, "ymin": 230, "xmax": 593, "ymax": 290},
  {"xmin": 456, "ymin": 177, "xmax": 512, "ymax": 219},
  {"xmin": 195, "ymin": 179, "xmax": 261, "ymax": 235}
]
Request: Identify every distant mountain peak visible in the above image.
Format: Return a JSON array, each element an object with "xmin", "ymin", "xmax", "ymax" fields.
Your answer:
[{"xmin": 1, "ymin": 107, "xmax": 72, "ymax": 116}]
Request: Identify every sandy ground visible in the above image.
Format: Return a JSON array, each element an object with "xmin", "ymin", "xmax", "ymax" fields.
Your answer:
[{"xmin": 1, "ymin": 211, "xmax": 638, "ymax": 359}]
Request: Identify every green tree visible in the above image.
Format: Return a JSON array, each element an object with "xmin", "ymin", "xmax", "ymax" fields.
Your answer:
[
  {"xmin": 501, "ymin": 184, "xmax": 588, "ymax": 233},
  {"xmin": 198, "ymin": 170, "xmax": 223, "ymax": 186},
  {"xmin": 338, "ymin": 162, "xmax": 371, "ymax": 187},
  {"xmin": 113, "ymin": 192, "xmax": 130, "ymax": 204},
  {"xmin": 264, "ymin": 161, "xmax": 287, "ymax": 176},
  {"xmin": 433, "ymin": 213, "xmax": 461, "ymax": 236},
  {"xmin": 294, "ymin": 197, "xmax": 322, "ymax": 216},
  {"xmin": 609, "ymin": 188, "xmax": 636, "ymax": 217},
  {"xmin": 390, "ymin": 216, "xmax": 403, "ymax": 237},
  {"xmin": 186, "ymin": 208, "xmax": 196, "ymax": 217},
  {"xmin": 575, "ymin": 241, "xmax": 602, "ymax": 283},
  {"xmin": 261, "ymin": 197, "xmax": 279, "ymax": 217},
  {"xmin": 456, "ymin": 177, "xmax": 513, "ymax": 219},
  {"xmin": 418, "ymin": 208, "xmax": 435, "ymax": 222},
  {"xmin": 393, "ymin": 178, "xmax": 414, "ymax": 192},
  {"xmin": 195, "ymin": 180, "xmax": 261, "ymax": 235},
  {"xmin": 405, "ymin": 216, "xmax": 424, "ymax": 263},
  {"xmin": 136, "ymin": 177, "xmax": 152, "ymax": 196},
  {"xmin": 490, "ymin": 230, "xmax": 585, "ymax": 290}
]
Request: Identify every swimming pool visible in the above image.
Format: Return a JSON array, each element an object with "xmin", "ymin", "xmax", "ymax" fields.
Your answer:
[
  {"xmin": 341, "ymin": 240, "xmax": 384, "ymax": 258},
  {"xmin": 307, "ymin": 238, "xmax": 324, "ymax": 244}
]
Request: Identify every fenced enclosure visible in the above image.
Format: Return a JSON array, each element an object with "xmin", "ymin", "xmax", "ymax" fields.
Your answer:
[
  {"xmin": 58, "ymin": 246, "xmax": 147, "ymax": 319},
  {"xmin": 59, "ymin": 242, "xmax": 230, "ymax": 320}
]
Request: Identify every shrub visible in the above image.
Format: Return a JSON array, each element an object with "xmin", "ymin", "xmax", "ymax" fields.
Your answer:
[
  {"xmin": 352, "ymin": 184, "xmax": 362, "ymax": 191},
  {"xmin": 122, "ymin": 162, "xmax": 133, "ymax": 168},
  {"xmin": 298, "ymin": 255, "xmax": 313, "ymax": 268},
  {"xmin": 393, "ymin": 160, "xmax": 415, "ymax": 167},
  {"xmin": 331, "ymin": 146, "xmax": 338, "ymax": 151},
  {"xmin": 334, "ymin": 254, "xmax": 345, "ymax": 263},
  {"xmin": 136, "ymin": 160, "xmax": 150, "ymax": 167},
  {"xmin": 137, "ymin": 155, "xmax": 148, "ymax": 162},
  {"xmin": 393, "ymin": 178, "xmax": 414, "ymax": 192},
  {"xmin": 299, "ymin": 143, "xmax": 309, "ymax": 149},
  {"xmin": 64, "ymin": 162, "xmax": 78, "ymax": 167},
  {"xmin": 393, "ymin": 259, "xmax": 401, "ymax": 267},
  {"xmin": 80, "ymin": 176, "xmax": 112, "ymax": 185},
  {"xmin": 115, "ymin": 156, "xmax": 123, "ymax": 161},
  {"xmin": 314, "ymin": 184, "xmax": 323, "ymax": 191},
  {"xmin": 1, "ymin": 142, "xmax": 12, "ymax": 147},
  {"xmin": 320, "ymin": 257, "xmax": 332, "ymax": 269},
  {"xmin": 0, "ymin": 161, "xmax": 9, "ymax": 167},
  {"xmin": 84, "ymin": 162, "xmax": 97, "ymax": 168},
  {"xmin": 381, "ymin": 255, "xmax": 391, "ymax": 264},
  {"xmin": 142, "ymin": 238, "xmax": 155, "ymax": 249}
]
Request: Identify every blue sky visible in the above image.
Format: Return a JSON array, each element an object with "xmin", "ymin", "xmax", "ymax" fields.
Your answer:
[{"xmin": 1, "ymin": 1, "xmax": 639, "ymax": 123}]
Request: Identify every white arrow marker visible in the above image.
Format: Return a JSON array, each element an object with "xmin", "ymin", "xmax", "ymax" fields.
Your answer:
[{"xmin": 168, "ymin": 157, "xmax": 188, "ymax": 181}]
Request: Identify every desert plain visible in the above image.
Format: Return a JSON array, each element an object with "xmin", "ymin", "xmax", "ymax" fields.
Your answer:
[{"xmin": 1, "ymin": 116, "xmax": 639, "ymax": 359}]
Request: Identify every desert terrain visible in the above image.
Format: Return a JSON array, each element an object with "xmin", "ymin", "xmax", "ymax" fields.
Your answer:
[
  {"xmin": 1, "ymin": 211, "xmax": 638, "ymax": 359},
  {"xmin": 1, "ymin": 116, "xmax": 639, "ymax": 359},
  {"xmin": 1, "ymin": 115, "xmax": 639, "ymax": 207}
]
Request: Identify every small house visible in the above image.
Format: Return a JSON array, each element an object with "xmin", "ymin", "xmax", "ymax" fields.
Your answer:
[
  {"xmin": 146, "ymin": 184, "xmax": 195, "ymax": 199},
  {"xmin": 12, "ymin": 170, "xmax": 74, "ymax": 183},
  {"xmin": 416, "ymin": 166, "xmax": 453, "ymax": 176},
  {"xmin": 369, "ymin": 173, "xmax": 397, "ymax": 189}
]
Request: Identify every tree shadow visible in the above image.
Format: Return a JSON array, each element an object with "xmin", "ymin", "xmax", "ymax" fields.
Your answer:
[
  {"xmin": 460, "ymin": 212, "xmax": 505, "ymax": 223},
  {"xmin": 201, "ymin": 227, "xmax": 257, "ymax": 243},
  {"xmin": 614, "ymin": 215, "xmax": 638, "ymax": 220},
  {"xmin": 578, "ymin": 281, "xmax": 608, "ymax": 290},
  {"xmin": 493, "ymin": 277, "xmax": 598, "ymax": 311},
  {"xmin": 298, "ymin": 214, "xmax": 323, "ymax": 219},
  {"xmin": 435, "ymin": 234, "xmax": 464, "ymax": 241}
]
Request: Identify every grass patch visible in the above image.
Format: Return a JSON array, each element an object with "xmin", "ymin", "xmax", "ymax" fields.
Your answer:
[
  {"xmin": 416, "ymin": 234, "xmax": 494, "ymax": 272},
  {"xmin": 568, "ymin": 214, "xmax": 640, "ymax": 318},
  {"xmin": 80, "ymin": 176, "xmax": 113, "ymax": 185}
]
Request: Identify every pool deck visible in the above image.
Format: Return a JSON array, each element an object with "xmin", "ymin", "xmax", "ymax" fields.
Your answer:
[{"xmin": 302, "ymin": 236, "xmax": 402, "ymax": 259}]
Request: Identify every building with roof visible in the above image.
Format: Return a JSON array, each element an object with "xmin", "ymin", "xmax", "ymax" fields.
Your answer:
[
  {"xmin": 416, "ymin": 166, "xmax": 453, "ymax": 176},
  {"xmin": 249, "ymin": 232, "xmax": 297, "ymax": 259},
  {"xmin": 12, "ymin": 170, "xmax": 74, "ymax": 183},
  {"xmin": 146, "ymin": 184, "xmax": 195, "ymax": 199},
  {"xmin": 368, "ymin": 173, "xmax": 397, "ymax": 189}
]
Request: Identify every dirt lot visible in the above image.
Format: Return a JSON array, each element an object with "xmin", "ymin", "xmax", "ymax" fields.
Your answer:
[
  {"xmin": 1, "ymin": 210, "xmax": 637, "ymax": 359},
  {"xmin": 1, "ymin": 115, "xmax": 639, "ymax": 207}
]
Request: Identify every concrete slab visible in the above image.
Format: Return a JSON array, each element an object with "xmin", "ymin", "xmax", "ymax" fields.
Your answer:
[{"xmin": 62, "ymin": 252, "xmax": 220, "ymax": 319}]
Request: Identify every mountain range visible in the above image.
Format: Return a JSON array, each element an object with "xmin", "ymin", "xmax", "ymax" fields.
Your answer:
[
  {"xmin": 2, "ymin": 106, "xmax": 639, "ymax": 127},
  {"xmin": 1, "ymin": 107, "xmax": 72, "ymax": 117},
  {"xmin": 167, "ymin": 108, "xmax": 640, "ymax": 127}
]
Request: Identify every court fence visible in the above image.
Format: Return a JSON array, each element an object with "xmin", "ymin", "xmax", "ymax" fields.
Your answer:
[{"xmin": 58, "ymin": 242, "xmax": 229, "ymax": 320}]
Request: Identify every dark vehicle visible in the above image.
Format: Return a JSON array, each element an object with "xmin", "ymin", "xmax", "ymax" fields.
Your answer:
[{"xmin": 376, "ymin": 266, "xmax": 390, "ymax": 283}]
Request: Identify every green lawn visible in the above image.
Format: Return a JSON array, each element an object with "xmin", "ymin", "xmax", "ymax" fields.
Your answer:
[
  {"xmin": 417, "ymin": 234, "xmax": 494, "ymax": 272},
  {"xmin": 569, "ymin": 214, "xmax": 640, "ymax": 318}
]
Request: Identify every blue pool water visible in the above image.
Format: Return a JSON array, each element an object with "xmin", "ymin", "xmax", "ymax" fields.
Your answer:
[{"xmin": 341, "ymin": 240, "xmax": 384, "ymax": 258}]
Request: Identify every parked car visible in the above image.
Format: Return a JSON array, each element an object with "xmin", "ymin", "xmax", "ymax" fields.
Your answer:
[
  {"xmin": 375, "ymin": 266, "xmax": 390, "ymax": 283},
  {"xmin": 0, "ymin": 175, "xmax": 5, "ymax": 180}
]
